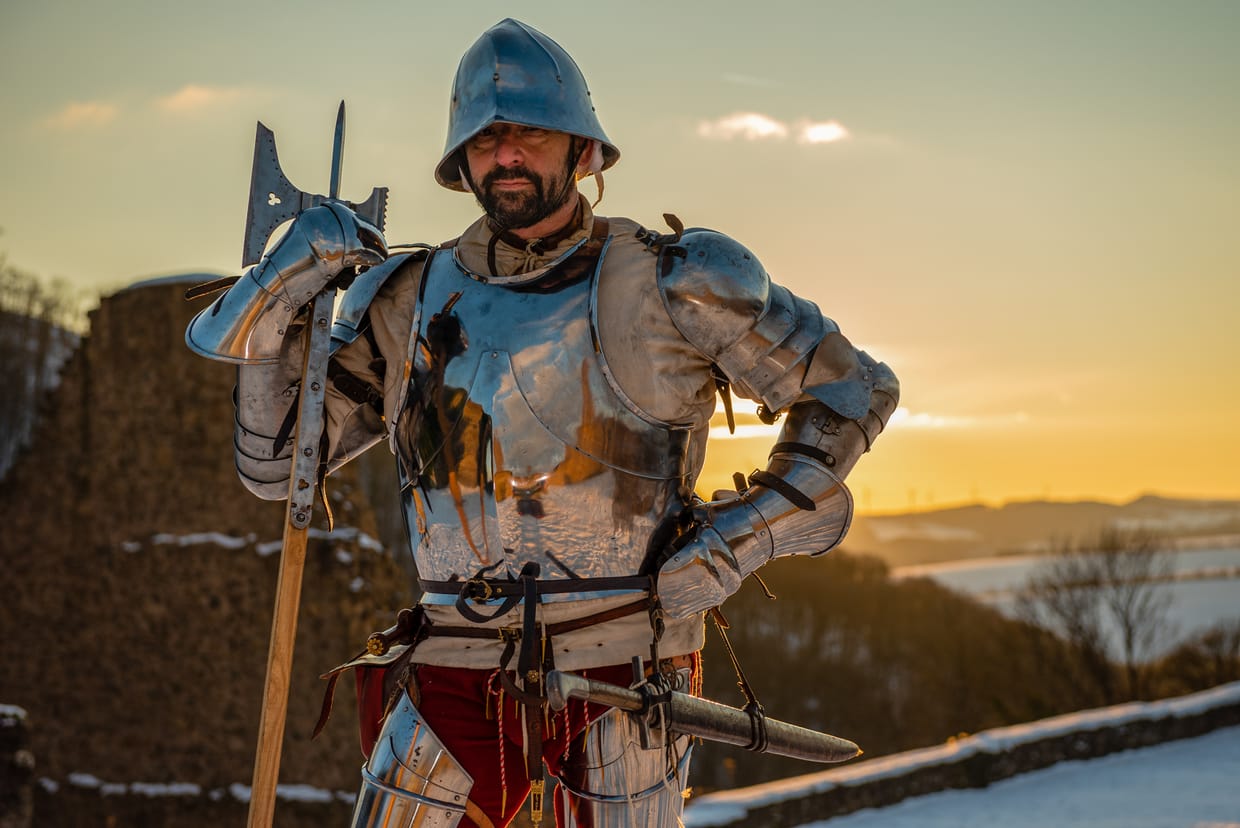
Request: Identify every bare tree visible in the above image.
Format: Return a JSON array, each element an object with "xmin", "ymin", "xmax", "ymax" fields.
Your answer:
[
  {"xmin": 1017, "ymin": 528, "xmax": 1175, "ymax": 701},
  {"xmin": 0, "ymin": 254, "xmax": 86, "ymax": 476}
]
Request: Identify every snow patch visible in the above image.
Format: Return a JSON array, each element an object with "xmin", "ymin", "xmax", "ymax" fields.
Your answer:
[
  {"xmin": 121, "ymin": 527, "xmax": 385, "ymax": 557},
  {"xmin": 150, "ymin": 532, "xmax": 252, "ymax": 549},
  {"xmin": 222, "ymin": 781, "xmax": 352, "ymax": 804},
  {"xmin": 1116, "ymin": 509, "xmax": 1240, "ymax": 534},
  {"xmin": 868, "ymin": 521, "xmax": 982, "ymax": 543},
  {"xmin": 129, "ymin": 782, "xmax": 202, "ymax": 797},
  {"xmin": 68, "ymin": 773, "xmax": 102, "ymax": 789}
]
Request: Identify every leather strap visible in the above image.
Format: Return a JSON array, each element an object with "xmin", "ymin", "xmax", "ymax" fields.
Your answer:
[
  {"xmin": 422, "ymin": 572, "xmax": 651, "ymax": 598},
  {"xmin": 422, "ymin": 595, "xmax": 653, "ymax": 642}
]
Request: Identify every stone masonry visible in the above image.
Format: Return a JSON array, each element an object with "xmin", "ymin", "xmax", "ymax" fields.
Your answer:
[{"xmin": 0, "ymin": 276, "xmax": 412, "ymax": 824}]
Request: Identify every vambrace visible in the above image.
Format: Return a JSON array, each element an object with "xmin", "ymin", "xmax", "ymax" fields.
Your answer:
[
  {"xmin": 233, "ymin": 360, "xmax": 299, "ymax": 500},
  {"xmin": 232, "ymin": 333, "xmax": 387, "ymax": 499},
  {"xmin": 657, "ymin": 358, "xmax": 898, "ymax": 618}
]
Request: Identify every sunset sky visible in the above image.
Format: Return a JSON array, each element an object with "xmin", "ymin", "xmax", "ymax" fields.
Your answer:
[{"xmin": 2, "ymin": 1, "xmax": 1237, "ymax": 513}]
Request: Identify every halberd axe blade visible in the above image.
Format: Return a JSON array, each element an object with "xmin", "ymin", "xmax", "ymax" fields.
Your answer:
[{"xmin": 242, "ymin": 121, "xmax": 388, "ymax": 267}]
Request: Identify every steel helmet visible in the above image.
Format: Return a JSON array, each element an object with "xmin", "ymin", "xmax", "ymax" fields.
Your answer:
[{"xmin": 435, "ymin": 18, "xmax": 620, "ymax": 191}]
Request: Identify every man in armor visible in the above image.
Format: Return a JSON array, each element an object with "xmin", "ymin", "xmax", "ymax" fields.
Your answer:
[{"xmin": 188, "ymin": 17, "xmax": 897, "ymax": 828}]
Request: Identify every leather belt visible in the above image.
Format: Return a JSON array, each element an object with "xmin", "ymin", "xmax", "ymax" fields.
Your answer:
[
  {"xmin": 422, "ymin": 595, "xmax": 654, "ymax": 642},
  {"xmin": 419, "ymin": 573, "xmax": 652, "ymax": 600}
]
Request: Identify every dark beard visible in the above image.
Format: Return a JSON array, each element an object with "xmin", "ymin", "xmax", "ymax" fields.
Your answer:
[{"xmin": 478, "ymin": 164, "xmax": 574, "ymax": 229}]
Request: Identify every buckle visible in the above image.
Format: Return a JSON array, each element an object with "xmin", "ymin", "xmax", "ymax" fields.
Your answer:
[
  {"xmin": 497, "ymin": 625, "xmax": 523, "ymax": 642},
  {"xmin": 463, "ymin": 577, "xmax": 499, "ymax": 602}
]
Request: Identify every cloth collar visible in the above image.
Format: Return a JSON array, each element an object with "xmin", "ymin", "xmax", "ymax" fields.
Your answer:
[{"xmin": 454, "ymin": 196, "xmax": 595, "ymax": 285}]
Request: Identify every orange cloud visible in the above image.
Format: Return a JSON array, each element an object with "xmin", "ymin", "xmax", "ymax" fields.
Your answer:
[
  {"xmin": 698, "ymin": 112, "xmax": 853, "ymax": 146},
  {"xmin": 42, "ymin": 101, "xmax": 118, "ymax": 130},
  {"xmin": 888, "ymin": 407, "xmax": 1031, "ymax": 430},
  {"xmin": 797, "ymin": 120, "xmax": 849, "ymax": 144},
  {"xmin": 156, "ymin": 84, "xmax": 248, "ymax": 114},
  {"xmin": 697, "ymin": 112, "xmax": 789, "ymax": 141}
]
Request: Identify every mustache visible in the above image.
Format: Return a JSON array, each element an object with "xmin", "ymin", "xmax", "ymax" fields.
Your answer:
[{"xmin": 484, "ymin": 166, "xmax": 539, "ymax": 186}]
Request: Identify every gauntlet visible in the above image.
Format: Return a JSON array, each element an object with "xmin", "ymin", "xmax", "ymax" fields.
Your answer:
[
  {"xmin": 657, "ymin": 358, "xmax": 898, "ymax": 617},
  {"xmin": 186, "ymin": 202, "xmax": 386, "ymax": 364}
]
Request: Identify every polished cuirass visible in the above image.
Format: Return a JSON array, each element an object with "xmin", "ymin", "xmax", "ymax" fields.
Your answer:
[{"xmin": 393, "ymin": 238, "xmax": 696, "ymax": 596}]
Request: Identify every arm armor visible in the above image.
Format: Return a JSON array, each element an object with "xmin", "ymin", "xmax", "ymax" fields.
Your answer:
[
  {"xmin": 231, "ymin": 253, "xmax": 412, "ymax": 500},
  {"xmin": 185, "ymin": 202, "xmax": 385, "ymax": 364},
  {"xmin": 654, "ymin": 230, "xmax": 900, "ymax": 617}
]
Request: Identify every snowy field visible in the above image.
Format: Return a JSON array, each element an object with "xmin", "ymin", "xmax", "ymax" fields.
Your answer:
[
  {"xmin": 891, "ymin": 545, "xmax": 1240, "ymax": 658},
  {"xmin": 799, "ymin": 724, "xmax": 1240, "ymax": 828}
]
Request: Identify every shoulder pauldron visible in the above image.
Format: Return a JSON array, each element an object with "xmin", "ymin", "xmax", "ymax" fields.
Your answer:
[
  {"xmin": 656, "ymin": 228, "xmax": 830, "ymax": 413},
  {"xmin": 330, "ymin": 249, "xmax": 428, "ymax": 352}
]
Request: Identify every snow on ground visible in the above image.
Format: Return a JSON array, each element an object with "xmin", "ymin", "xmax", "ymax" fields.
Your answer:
[
  {"xmin": 42, "ymin": 774, "xmax": 356, "ymax": 805},
  {"xmin": 686, "ymin": 683, "xmax": 1240, "ymax": 828},
  {"xmin": 117, "ymin": 527, "xmax": 385, "ymax": 556},
  {"xmin": 799, "ymin": 724, "xmax": 1240, "ymax": 828}
]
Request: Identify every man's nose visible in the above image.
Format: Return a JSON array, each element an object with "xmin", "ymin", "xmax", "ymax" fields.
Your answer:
[{"xmin": 494, "ymin": 133, "xmax": 523, "ymax": 166}]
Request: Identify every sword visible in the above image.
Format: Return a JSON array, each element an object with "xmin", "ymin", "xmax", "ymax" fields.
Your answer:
[
  {"xmin": 546, "ymin": 666, "xmax": 861, "ymax": 764},
  {"xmin": 243, "ymin": 101, "xmax": 385, "ymax": 828}
]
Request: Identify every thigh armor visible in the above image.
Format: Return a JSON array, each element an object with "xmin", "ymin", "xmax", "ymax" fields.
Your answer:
[{"xmin": 351, "ymin": 690, "xmax": 475, "ymax": 827}]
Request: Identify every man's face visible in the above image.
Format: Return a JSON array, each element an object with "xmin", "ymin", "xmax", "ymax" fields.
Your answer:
[{"xmin": 464, "ymin": 123, "xmax": 580, "ymax": 229}]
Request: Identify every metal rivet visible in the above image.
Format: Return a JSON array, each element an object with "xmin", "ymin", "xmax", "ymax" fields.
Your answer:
[{"xmin": 303, "ymin": 448, "xmax": 313, "ymax": 457}]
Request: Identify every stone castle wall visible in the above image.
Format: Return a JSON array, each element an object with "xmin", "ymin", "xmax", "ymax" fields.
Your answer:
[{"xmin": 0, "ymin": 277, "xmax": 412, "ymax": 824}]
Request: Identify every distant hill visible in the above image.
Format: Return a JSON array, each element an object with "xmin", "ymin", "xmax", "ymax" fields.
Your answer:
[{"xmin": 845, "ymin": 495, "xmax": 1240, "ymax": 567}]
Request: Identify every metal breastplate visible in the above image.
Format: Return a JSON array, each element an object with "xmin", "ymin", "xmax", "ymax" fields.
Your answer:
[{"xmin": 394, "ymin": 238, "xmax": 693, "ymax": 596}]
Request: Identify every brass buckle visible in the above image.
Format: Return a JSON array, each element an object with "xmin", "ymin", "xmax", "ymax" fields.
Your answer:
[
  {"xmin": 463, "ymin": 577, "xmax": 498, "ymax": 602},
  {"xmin": 497, "ymin": 625, "xmax": 523, "ymax": 642}
]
